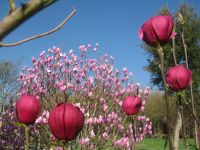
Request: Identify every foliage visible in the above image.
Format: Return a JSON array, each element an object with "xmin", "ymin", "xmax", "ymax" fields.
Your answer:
[
  {"xmin": 144, "ymin": 92, "xmax": 177, "ymax": 136},
  {"xmin": 0, "ymin": 105, "xmax": 25, "ymax": 149},
  {"xmin": 0, "ymin": 61, "xmax": 19, "ymax": 115},
  {"xmin": 144, "ymin": 4, "xmax": 200, "ymax": 90},
  {"xmin": 143, "ymin": 3, "xmax": 200, "ymax": 120}
]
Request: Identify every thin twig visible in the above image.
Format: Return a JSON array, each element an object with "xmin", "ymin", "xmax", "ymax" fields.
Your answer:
[
  {"xmin": 172, "ymin": 26, "xmax": 177, "ymax": 66},
  {"xmin": 179, "ymin": 95, "xmax": 189, "ymax": 150},
  {"xmin": 0, "ymin": 8, "xmax": 76, "ymax": 47},
  {"xmin": 182, "ymin": 96, "xmax": 200, "ymax": 125},
  {"xmin": 171, "ymin": 27, "xmax": 187, "ymax": 150},
  {"xmin": 132, "ymin": 116, "xmax": 136, "ymax": 141},
  {"xmin": 181, "ymin": 26, "xmax": 200, "ymax": 150},
  {"xmin": 157, "ymin": 47, "xmax": 174, "ymax": 150},
  {"xmin": 180, "ymin": 106, "xmax": 189, "ymax": 150},
  {"xmin": 181, "ymin": 31, "xmax": 189, "ymax": 68},
  {"xmin": 25, "ymin": 125, "xmax": 29, "ymax": 150}
]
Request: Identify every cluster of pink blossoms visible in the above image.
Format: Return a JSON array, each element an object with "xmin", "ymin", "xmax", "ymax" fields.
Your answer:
[{"xmin": 17, "ymin": 43, "xmax": 152, "ymax": 149}]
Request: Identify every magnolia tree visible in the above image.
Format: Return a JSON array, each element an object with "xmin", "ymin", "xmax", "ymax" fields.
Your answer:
[
  {"xmin": 0, "ymin": 44, "xmax": 151, "ymax": 149},
  {"xmin": 139, "ymin": 14, "xmax": 199, "ymax": 150}
]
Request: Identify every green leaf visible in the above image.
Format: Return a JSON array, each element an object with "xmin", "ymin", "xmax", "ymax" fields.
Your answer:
[{"xmin": 15, "ymin": 122, "xmax": 26, "ymax": 127}]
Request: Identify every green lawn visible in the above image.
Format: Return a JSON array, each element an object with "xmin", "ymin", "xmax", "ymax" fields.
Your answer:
[{"xmin": 139, "ymin": 138, "xmax": 196, "ymax": 150}]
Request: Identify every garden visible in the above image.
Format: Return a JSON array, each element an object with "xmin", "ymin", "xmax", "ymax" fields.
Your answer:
[{"xmin": 0, "ymin": 1, "xmax": 200, "ymax": 150}]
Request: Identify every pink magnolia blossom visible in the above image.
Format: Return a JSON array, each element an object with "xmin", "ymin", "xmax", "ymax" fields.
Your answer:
[
  {"xmin": 139, "ymin": 15, "xmax": 174, "ymax": 47},
  {"xmin": 166, "ymin": 65, "xmax": 192, "ymax": 91}
]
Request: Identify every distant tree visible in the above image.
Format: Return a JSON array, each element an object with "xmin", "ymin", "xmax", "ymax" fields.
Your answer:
[
  {"xmin": 0, "ymin": 61, "xmax": 19, "ymax": 113},
  {"xmin": 144, "ymin": 92, "xmax": 194, "ymax": 137},
  {"xmin": 144, "ymin": 92, "xmax": 176, "ymax": 136}
]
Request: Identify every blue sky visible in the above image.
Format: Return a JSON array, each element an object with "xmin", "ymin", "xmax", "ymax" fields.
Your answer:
[{"xmin": 0, "ymin": 0, "xmax": 199, "ymax": 89}]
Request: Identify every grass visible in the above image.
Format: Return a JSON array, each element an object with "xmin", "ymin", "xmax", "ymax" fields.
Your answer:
[{"xmin": 139, "ymin": 138, "xmax": 196, "ymax": 150}]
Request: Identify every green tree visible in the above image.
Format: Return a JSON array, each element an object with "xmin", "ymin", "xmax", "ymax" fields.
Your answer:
[
  {"xmin": 144, "ymin": 92, "xmax": 176, "ymax": 137},
  {"xmin": 144, "ymin": 4, "xmax": 200, "ymax": 112},
  {"xmin": 144, "ymin": 92, "xmax": 194, "ymax": 137},
  {"xmin": 142, "ymin": 3, "xmax": 200, "ymax": 149}
]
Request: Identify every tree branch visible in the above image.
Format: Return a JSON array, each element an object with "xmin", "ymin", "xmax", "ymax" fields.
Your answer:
[
  {"xmin": 8, "ymin": 0, "xmax": 16, "ymax": 14},
  {"xmin": 0, "ymin": 8, "xmax": 76, "ymax": 47},
  {"xmin": 0, "ymin": 0, "xmax": 57, "ymax": 40}
]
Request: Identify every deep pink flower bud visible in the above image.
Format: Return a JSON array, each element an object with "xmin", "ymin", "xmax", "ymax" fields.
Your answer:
[
  {"xmin": 166, "ymin": 65, "xmax": 192, "ymax": 91},
  {"xmin": 139, "ymin": 15, "xmax": 174, "ymax": 47},
  {"xmin": 122, "ymin": 96, "xmax": 142, "ymax": 115},
  {"xmin": 48, "ymin": 103, "xmax": 84, "ymax": 141},
  {"xmin": 16, "ymin": 94, "xmax": 41, "ymax": 125}
]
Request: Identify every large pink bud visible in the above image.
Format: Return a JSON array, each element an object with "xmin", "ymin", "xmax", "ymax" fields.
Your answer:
[
  {"xmin": 16, "ymin": 94, "xmax": 41, "ymax": 125},
  {"xmin": 48, "ymin": 103, "xmax": 84, "ymax": 141},
  {"xmin": 122, "ymin": 96, "xmax": 142, "ymax": 115},
  {"xmin": 166, "ymin": 65, "xmax": 192, "ymax": 91},
  {"xmin": 139, "ymin": 15, "xmax": 174, "ymax": 47}
]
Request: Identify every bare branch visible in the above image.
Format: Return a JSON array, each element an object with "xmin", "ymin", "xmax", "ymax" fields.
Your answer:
[
  {"xmin": 8, "ymin": 0, "xmax": 16, "ymax": 14},
  {"xmin": 0, "ymin": 8, "xmax": 76, "ymax": 47},
  {"xmin": 0, "ymin": 0, "xmax": 57, "ymax": 40}
]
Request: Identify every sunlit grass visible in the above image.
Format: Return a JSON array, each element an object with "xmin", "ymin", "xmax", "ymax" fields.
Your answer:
[{"xmin": 139, "ymin": 138, "xmax": 196, "ymax": 150}]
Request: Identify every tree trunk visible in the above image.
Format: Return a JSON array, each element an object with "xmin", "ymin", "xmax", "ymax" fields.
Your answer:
[
  {"xmin": 180, "ymin": 105, "xmax": 189, "ymax": 150},
  {"xmin": 195, "ymin": 124, "xmax": 200, "ymax": 150},
  {"xmin": 173, "ymin": 102, "xmax": 182, "ymax": 150}
]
